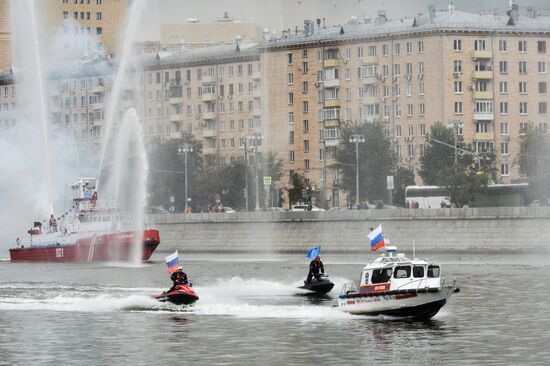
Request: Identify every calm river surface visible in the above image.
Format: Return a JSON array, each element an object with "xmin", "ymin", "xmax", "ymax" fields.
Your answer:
[{"xmin": 1, "ymin": 252, "xmax": 549, "ymax": 365}]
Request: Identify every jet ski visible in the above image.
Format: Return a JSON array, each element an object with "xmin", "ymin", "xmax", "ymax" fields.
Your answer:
[
  {"xmin": 298, "ymin": 274, "xmax": 334, "ymax": 294},
  {"xmin": 151, "ymin": 284, "xmax": 199, "ymax": 305}
]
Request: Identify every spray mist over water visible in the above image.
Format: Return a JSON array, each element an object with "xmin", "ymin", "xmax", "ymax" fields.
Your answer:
[
  {"xmin": 97, "ymin": 0, "xmax": 146, "ymax": 190},
  {"xmin": 104, "ymin": 109, "xmax": 148, "ymax": 264}
]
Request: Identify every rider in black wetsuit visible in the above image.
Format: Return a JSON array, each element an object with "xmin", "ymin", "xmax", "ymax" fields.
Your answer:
[
  {"xmin": 165, "ymin": 269, "xmax": 189, "ymax": 293},
  {"xmin": 306, "ymin": 256, "xmax": 325, "ymax": 284}
]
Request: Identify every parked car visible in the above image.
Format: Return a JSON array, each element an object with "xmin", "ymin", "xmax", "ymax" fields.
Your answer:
[
  {"xmin": 290, "ymin": 204, "xmax": 325, "ymax": 212},
  {"xmin": 221, "ymin": 206, "xmax": 237, "ymax": 213},
  {"xmin": 267, "ymin": 207, "xmax": 285, "ymax": 212},
  {"xmin": 149, "ymin": 206, "xmax": 170, "ymax": 214}
]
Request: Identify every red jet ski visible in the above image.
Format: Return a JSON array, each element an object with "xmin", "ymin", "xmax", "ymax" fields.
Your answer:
[{"xmin": 151, "ymin": 284, "xmax": 199, "ymax": 305}]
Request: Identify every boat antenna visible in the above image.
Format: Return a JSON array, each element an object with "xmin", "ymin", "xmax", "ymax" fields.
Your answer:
[{"xmin": 413, "ymin": 239, "xmax": 416, "ymax": 259}]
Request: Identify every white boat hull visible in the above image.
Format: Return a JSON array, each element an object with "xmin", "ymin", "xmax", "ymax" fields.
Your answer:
[{"xmin": 338, "ymin": 286, "xmax": 456, "ymax": 319}]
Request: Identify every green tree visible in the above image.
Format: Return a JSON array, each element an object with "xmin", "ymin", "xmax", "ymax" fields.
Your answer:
[
  {"xmin": 334, "ymin": 121, "xmax": 396, "ymax": 204},
  {"xmin": 420, "ymin": 123, "xmax": 496, "ymax": 207},
  {"xmin": 287, "ymin": 172, "xmax": 306, "ymax": 206},
  {"xmin": 392, "ymin": 166, "xmax": 416, "ymax": 207},
  {"xmin": 516, "ymin": 128, "xmax": 550, "ymax": 203},
  {"xmin": 258, "ymin": 152, "xmax": 284, "ymax": 208},
  {"xmin": 147, "ymin": 133, "xmax": 202, "ymax": 211}
]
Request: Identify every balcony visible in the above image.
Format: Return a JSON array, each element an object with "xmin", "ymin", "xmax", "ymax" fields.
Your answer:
[
  {"xmin": 473, "ymin": 50, "xmax": 492, "ymax": 59},
  {"xmin": 203, "ymin": 129, "xmax": 216, "ymax": 138},
  {"xmin": 169, "ymin": 132, "xmax": 183, "ymax": 139},
  {"xmin": 253, "ymin": 89, "xmax": 261, "ymax": 99},
  {"xmin": 474, "ymin": 132, "xmax": 493, "ymax": 140},
  {"xmin": 202, "ymin": 93, "xmax": 216, "ymax": 102},
  {"xmin": 363, "ymin": 55, "xmax": 379, "ymax": 64},
  {"xmin": 323, "ymin": 79, "xmax": 340, "ymax": 88},
  {"xmin": 324, "ymin": 138, "xmax": 339, "ymax": 147},
  {"xmin": 473, "ymin": 70, "xmax": 492, "ymax": 79},
  {"xmin": 473, "ymin": 112, "xmax": 494, "ymax": 120},
  {"xmin": 252, "ymin": 71, "xmax": 261, "ymax": 80},
  {"xmin": 323, "ymin": 119, "xmax": 340, "ymax": 128},
  {"xmin": 324, "ymin": 99, "xmax": 340, "ymax": 108},
  {"xmin": 473, "ymin": 91, "xmax": 493, "ymax": 99},
  {"xmin": 203, "ymin": 111, "xmax": 216, "ymax": 120},
  {"xmin": 170, "ymin": 114, "xmax": 184, "ymax": 122},
  {"xmin": 92, "ymin": 84, "xmax": 105, "ymax": 94},
  {"xmin": 253, "ymin": 109, "xmax": 261, "ymax": 117},
  {"xmin": 364, "ymin": 96, "xmax": 379, "ymax": 104},
  {"xmin": 361, "ymin": 75, "xmax": 378, "ymax": 85},
  {"xmin": 323, "ymin": 59, "xmax": 339, "ymax": 68},
  {"xmin": 169, "ymin": 97, "xmax": 183, "ymax": 104},
  {"xmin": 203, "ymin": 146, "xmax": 217, "ymax": 155},
  {"xmin": 202, "ymin": 75, "xmax": 215, "ymax": 84}
]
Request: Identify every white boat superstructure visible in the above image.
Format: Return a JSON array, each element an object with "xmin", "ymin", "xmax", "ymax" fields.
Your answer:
[{"xmin": 338, "ymin": 246, "xmax": 459, "ymax": 319}]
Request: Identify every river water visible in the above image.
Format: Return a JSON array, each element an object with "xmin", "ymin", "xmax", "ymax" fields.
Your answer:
[{"xmin": 1, "ymin": 252, "xmax": 549, "ymax": 365}]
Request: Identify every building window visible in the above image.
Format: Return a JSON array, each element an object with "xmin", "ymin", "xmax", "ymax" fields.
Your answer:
[
  {"xmin": 519, "ymin": 81, "xmax": 527, "ymax": 94},
  {"xmin": 519, "ymin": 102, "xmax": 528, "ymax": 115},
  {"xmin": 405, "ymin": 42, "xmax": 412, "ymax": 54},
  {"xmin": 287, "ymin": 53, "xmax": 293, "ymax": 65},
  {"xmin": 453, "ymin": 60, "xmax": 462, "ymax": 73},
  {"xmin": 538, "ymin": 61, "xmax": 547, "ymax": 73},
  {"xmin": 498, "ymin": 40, "xmax": 507, "ymax": 52},
  {"xmin": 474, "ymin": 39, "xmax": 486, "ymax": 51},
  {"xmin": 288, "ymin": 112, "xmax": 294, "ymax": 124},
  {"xmin": 303, "ymin": 101, "xmax": 309, "ymax": 113},
  {"xmin": 499, "ymin": 61, "xmax": 508, "ymax": 74},
  {"xmin": 520, "ymin": 122, "xmax": 528, "ymax": 134},
  {"xmin": 304, "ymin": 159, "xmax": 310, "ymax": 171},
  {"xmin": 288, "ymin": 73, "xmax": 293, "ymax": 85},
  {"xmin": 500, "ymin": 122, "xmax": 509, "ymax": 135},
  {"xmin": 539, "ymin": 82, "xmax": 547, "ymax": 94},
  {"xmin": 539, "ymin": 102, "xmax": 547, "ymax": 114},
  {"xmin": 288, "ymin": 92, "xmax": 293, "ymax": 105},
  {"xmin": 518, "ymin": 61, "xmax": 527, "ymax": 75},
  {"xmin": 288, "ymin": 131, "xmax": 294, "ymax": 144},
  {"xmin": 538, "ymin": 40, "xmax": 546, "ymax": 53},
  {"xmin": 454, "ymin": 80, "xmax": 463, "ymax": 94},
  {"xmin": 395, "ymin": 125, "xmax": 402, "ymax": 137},
  {"xmin": 418, "ymin": 40, "xmax": 424, "ymax": 53},
  {"xmin": 453, "ymin": 39, "xmax": 462, "ymax": 51},
  {"xmin": 420, "ymin": 123, "xmax": 426, "ymax": 136},
  {"xmin": 303, "ymin": 120, "xmax": 309, "ymax": 133},
  {"xmin": 394, "ymin": 43, "xmax": 400, "ymax": 55},
  {"xmin": 518, "ymin": 40, "xmax": 527, "ymax": 53},
  {"xmin": 302, "ymin": 61, "xmax": 309, "ymax": 74},
  {"xmin": 302, "ymin": 81, "xmax": 309, "ymax": 94},
  {"xmin": 304, "ymin": 140, "xmax": 310, "ymax": 153},
  {"xmin": 419, "ymin": 103, "xmax": 425, "ymax": 116},
  {"xmin": 476, "ymin": 121, "xmax": 487, "ymax": 133},
  {"xmin": 501, "ymin": 163, "xmax": 509, "ymax": 176},
  {"xmin": 499, "ymin": 81, "xmax": 508, "ymax": 94},
  {"xmin": 289, "ymin": 150, "xmax": 295, "ymax": 162},
  {"xmin": 96, "ymin": 27, "xmax": 102, "ymax": 35},
  {"xmin": 500, "ymin": 102, "xmax": 508, "ymax": 114},
  {"xmin": 454, "ymin": 101, "xmax": 463, "ymax": 114},
  {"xmin": 96, "ymin": 12, "xmax": 102, "ymax": 20}
]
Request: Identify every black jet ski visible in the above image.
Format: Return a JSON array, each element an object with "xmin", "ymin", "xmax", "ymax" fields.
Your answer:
[
  {"xmin": 298, "ymin": 274, "xmax": 334, "ymax": 294},
  {"xmin": 150, "ymin": 284, "xmax": 199, "ymax": 305}
]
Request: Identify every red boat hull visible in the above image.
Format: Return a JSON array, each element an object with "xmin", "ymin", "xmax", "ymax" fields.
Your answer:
[{"xmin": 9, "ymin": 229, "xmax": 160, "ymax": 262}]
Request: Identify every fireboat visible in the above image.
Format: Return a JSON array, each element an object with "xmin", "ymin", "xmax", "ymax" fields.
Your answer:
[{"xmin": 9, "ymin": 178, "xmax": 160, "ymax": 262}]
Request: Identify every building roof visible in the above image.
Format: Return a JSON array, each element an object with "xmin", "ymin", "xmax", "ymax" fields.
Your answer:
[{"xmin": 264, "ymin": 9, "xmax": 550, "ymax": 50}]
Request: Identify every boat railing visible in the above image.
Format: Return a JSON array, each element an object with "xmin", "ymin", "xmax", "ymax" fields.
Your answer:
[
  {"xmin": 396, "ymin": 278, "xmax": 440, "ymax": 290},
  {"xmin": 340, "ymin": 282, "xmax": 359, "ymax": 296},
  {"xmin": 77, "ymin": 200, "xmax": 119, "ymax": 212}
]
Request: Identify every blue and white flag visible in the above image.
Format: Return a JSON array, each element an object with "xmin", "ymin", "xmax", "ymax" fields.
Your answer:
[{"xmin": 306, "ymin": 246, "xmax": 321, "ymax": 260}]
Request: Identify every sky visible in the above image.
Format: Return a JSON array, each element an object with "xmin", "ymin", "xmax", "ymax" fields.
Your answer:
[{"xmin": 138, "ymin": 0, "xmax": 550, "ymax": 41}]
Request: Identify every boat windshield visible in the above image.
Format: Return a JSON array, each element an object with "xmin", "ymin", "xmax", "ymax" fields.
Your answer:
[
  {"xmin": 394, "ymin": 266, "xmax": 411, "ymax": 279},
  {"xmin": 371, "ymin": 267, "xmax": 392, "ymax": 283},
  {"xmin": 427, "ymin": 265, "xmax": 440, "ymax": 278},
  {"xmin": 413, "ymin": 266, "xmax": 425, "ymax": 278}
]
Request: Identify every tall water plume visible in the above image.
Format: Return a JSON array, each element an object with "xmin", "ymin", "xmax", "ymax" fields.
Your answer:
[
  {"xmin": 106, "ymin": 108, "xmax": 148, "ymax": 264},
  {"xmin": 96, "ymin": 0, "xmax": 146, "ymax": 191}
]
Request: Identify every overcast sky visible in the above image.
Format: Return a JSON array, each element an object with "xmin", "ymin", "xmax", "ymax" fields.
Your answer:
[{"xmin": 138, "ymin": 0, "xmax": 550, "ymax": 40}]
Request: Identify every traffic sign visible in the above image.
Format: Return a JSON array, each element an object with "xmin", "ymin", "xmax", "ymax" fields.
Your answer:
[
  {"xmin": 263, "ymin": 176, "xmax": 272, "ymax": 186},
  {"xmin": 387, "ymin": 176, "xmax": 394, "ymax": 190}
]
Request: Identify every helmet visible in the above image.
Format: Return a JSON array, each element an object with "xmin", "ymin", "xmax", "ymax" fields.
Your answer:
[
  {"xmin": 316, "ymin": 255, "xmax": 321, "ymax": 260},
  {"xmin": 170, "ymin": 271, "xmax": 181, "ymax": 281}
]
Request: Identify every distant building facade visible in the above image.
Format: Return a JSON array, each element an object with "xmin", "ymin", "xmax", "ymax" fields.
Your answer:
[
  {"xmin": 0, "ymin": 0, "xmax": 11, "ymax": 71},
  {"xmin": 2, "ymin": 6, "xmax": 550, "ymax": 208}
]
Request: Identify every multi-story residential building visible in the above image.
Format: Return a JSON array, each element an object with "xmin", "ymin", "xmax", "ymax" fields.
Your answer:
[
  {"xmin": 261, "ymin": 6, "xmax": 550, "ymax": 207},
  {"xmin": 0, "ymin": 0, "xmax": 11, "ymax": 70},
  {"xmin": 35, "ymin": 43, "xmax": 262, "ymax": 166}
]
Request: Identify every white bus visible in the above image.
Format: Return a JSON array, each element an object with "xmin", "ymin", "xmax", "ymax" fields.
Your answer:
[{"xmin": 405, "ymin": 186, "xmax": 451, "ymax": 208}]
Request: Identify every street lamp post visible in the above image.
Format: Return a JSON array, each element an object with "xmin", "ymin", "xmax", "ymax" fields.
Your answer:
[
  {"xmin": 241, "ymin": 133, "xmax": 263, "ymax": 211},
  {"xmin": 250, "ymin": 134, "xmax": 263, "ymax": 211},
  {"xmin": 448, "ymin": 120, "xmax": 463, "ymax": 165},
  {"xmin": 178, "ymin": 143, "xmax": 193, "ymax": 212},
  {"xmin": 240, "ymin": 138, "xmax": 250, "ymax": 212},
  {"xmin": 349, "ymin": 134, "xmax": 365, "ymax": 208}
]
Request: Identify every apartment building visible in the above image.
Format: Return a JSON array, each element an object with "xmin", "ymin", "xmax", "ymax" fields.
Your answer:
[
  {"xmin": 261, "ymin": 7, "xmax": 550, "ymax": 207},
  {"xmin": 39, "ymin": 43, "xmax": 262, "ymax": 164},
  {"xmin": 0, "ymin": 0, "xmax": 10, "ymax": 70}
]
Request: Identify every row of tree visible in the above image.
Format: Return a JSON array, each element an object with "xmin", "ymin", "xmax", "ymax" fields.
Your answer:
[{"xmin": 146, "ymin": 122, "xmax": 549, "ymax": 210}]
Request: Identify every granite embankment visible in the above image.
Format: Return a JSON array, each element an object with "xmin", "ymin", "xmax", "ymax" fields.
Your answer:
[{"xmin": 149, "ymin": 207, "xmax": 550, "ymax": 254}]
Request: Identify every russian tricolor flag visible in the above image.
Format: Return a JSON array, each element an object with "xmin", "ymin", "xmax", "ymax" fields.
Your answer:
[
  {"xmin": 368, "ymin": 225, "xmax": 385, "ymax": 251},
  {"xmin": 165, "ymin": 250, "xmax": 180, "ymax": 273}
]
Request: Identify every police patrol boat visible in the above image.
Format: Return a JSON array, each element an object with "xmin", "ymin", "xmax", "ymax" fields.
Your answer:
[{"xmin": 338, "ymin": 245, "xmax": 459, "ymax": 320}]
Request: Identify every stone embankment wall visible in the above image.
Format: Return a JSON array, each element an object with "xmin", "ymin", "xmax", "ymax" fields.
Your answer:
[{"xmin": 149, "ymin": 207, "xmax": 550, "ymax": 254}]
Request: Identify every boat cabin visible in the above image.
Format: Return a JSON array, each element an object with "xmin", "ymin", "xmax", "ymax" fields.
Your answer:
[{"xmin": 359, "ymin": 246, "xmax": 441, "ymax": 293}]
